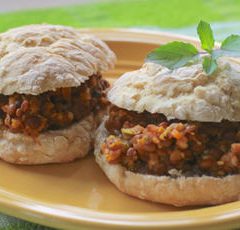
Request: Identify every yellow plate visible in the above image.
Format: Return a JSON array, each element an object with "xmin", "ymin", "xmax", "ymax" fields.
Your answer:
[{"xmin": 0, "ymin": 29, "xmax": 239, "ymax": 230}]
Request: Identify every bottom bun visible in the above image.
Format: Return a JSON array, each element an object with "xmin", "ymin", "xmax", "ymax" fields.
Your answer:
[
  {"xmin": 94, "ymin": 120, "xmax": 240, "ymax": 207},
  {"xmin": 0, "ymin": 114, "xmax": 95, "ymax": 164}
]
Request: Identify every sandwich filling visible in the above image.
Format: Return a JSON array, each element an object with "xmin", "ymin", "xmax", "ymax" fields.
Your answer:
[
  {"xmin": 101, "ymin": 106, "xmax": 240, "ymax": 177},
  {"xmin": 0, "ymin": 74, "xmax": 109, "ymax": 137}
]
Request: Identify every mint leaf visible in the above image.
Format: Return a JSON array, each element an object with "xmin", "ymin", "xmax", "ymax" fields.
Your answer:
[
  {"xmin": 197, "ymin": 20, "xmax": 215, "ymax": 53},
  {"xmin": 203, "ymin": 56, "xmax": 217, "ymax": 75},
  {"xmin": 221, "ymin": 35, "xmax": 240, "ymax": 51},
  {"xmin": 146, "ymin": 41, "xmax": 198, "ymax": 69}
]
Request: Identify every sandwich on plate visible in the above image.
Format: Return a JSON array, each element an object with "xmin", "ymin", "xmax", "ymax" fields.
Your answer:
[
  {"xmin": 0, "ymin": 24, "xmax": 116, "ymax": 164},
  {"xmin": 94, "ymin": 21, "xmax": 240, "ymax": 206}
]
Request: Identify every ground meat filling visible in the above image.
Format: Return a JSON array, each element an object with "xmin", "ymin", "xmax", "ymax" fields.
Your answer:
[
  {"xmin": 101, "ymin": 106, "xmax": 240, "ymax": 177},
  {"xmin": 0, "ymin": 74, "xmax": 109, "ymax": 137}
]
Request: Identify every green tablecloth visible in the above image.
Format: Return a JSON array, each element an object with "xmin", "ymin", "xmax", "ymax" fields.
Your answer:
[
  {"xmin": 1, "ymin": 0, "xmax": 240, "ymax": 229},
  {"xmin": 0, "ymin": 214, "xmax": 52, "ymax": 229}
]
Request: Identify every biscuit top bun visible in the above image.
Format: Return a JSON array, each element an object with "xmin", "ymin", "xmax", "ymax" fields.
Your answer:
[
  {"xmin": 0, "ymin": 24, "xmax": 116, "ymax": 95},
  {"xmin": 108, "ymin": 58, "xmax": 240, "ymax": 122}
]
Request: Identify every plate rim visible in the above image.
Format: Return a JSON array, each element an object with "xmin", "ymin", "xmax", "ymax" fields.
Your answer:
[
  {"xmin": 0, "ymin": 28, "xmax": 238, "ymax": 230},
  {"xmin": 78, "ymin": 27, "xmax": 201, "ymax": 46},
  {"xmin": 1, "ymin": 187, "xmax": 240, "ymax": 229}
]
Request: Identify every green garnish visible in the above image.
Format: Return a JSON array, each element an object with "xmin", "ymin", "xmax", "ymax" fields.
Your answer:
[
  {"xmin": 145, "ymin": 41, "xmax": 198, "ymax": 69},
  {"xmin": 197, "ymin": 20, "xmax": 214, "ymax": 53},
  {"xmin": 202, "ymin": 56, "xmax": 217, "ymax": 75},
  {"xmin": 146, "ymin": 20, "xmax": 240, "ymax": 75}
]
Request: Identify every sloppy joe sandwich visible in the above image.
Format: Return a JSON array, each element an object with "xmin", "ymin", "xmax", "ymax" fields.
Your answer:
[
  {"xmin": 0, "ymin": 24, "xmax": 116, "ymax": 164},
  {"xmin": 95, "ymin": 57, "xmax": 240, "ymax": 206}
]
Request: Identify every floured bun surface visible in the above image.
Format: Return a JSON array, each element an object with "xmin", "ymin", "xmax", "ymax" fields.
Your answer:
[
  {"xmin": 108, "ymin": 58, "xmax": 240, "ymax": 122},
  {"xmin": 0, "ymin": 24, "xmax": 115, "ymax": 95},
  {"xmin": 0, "ymin": 24, "xmax": 116, "ymax": 164},
  {"xmin": 95, "ymin": 120, "xmax": 240, "ymax": 207}
]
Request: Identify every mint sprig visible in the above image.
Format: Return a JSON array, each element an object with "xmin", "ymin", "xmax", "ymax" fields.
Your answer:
[{"xmin": 146, "ymin": 21, "xmax": 240, "ymax": 75}]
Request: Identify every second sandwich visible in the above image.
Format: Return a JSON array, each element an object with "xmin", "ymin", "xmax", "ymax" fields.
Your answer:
[{"xmin": 95, "ymin": 58, "xmax": 240, "ymax": 207}]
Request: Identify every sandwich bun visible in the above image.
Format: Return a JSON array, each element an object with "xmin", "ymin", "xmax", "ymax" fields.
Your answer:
[
  {"xmin": 108, "ymin": 58, "xmax": 240, "ymax": 122},
  {"xmin": 0, "ymin": 114, "xmax": 94, "ymax": 164},
  {"xmin": 0, "ymin": 24, "xmax": 116, "ymax": 95}
]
